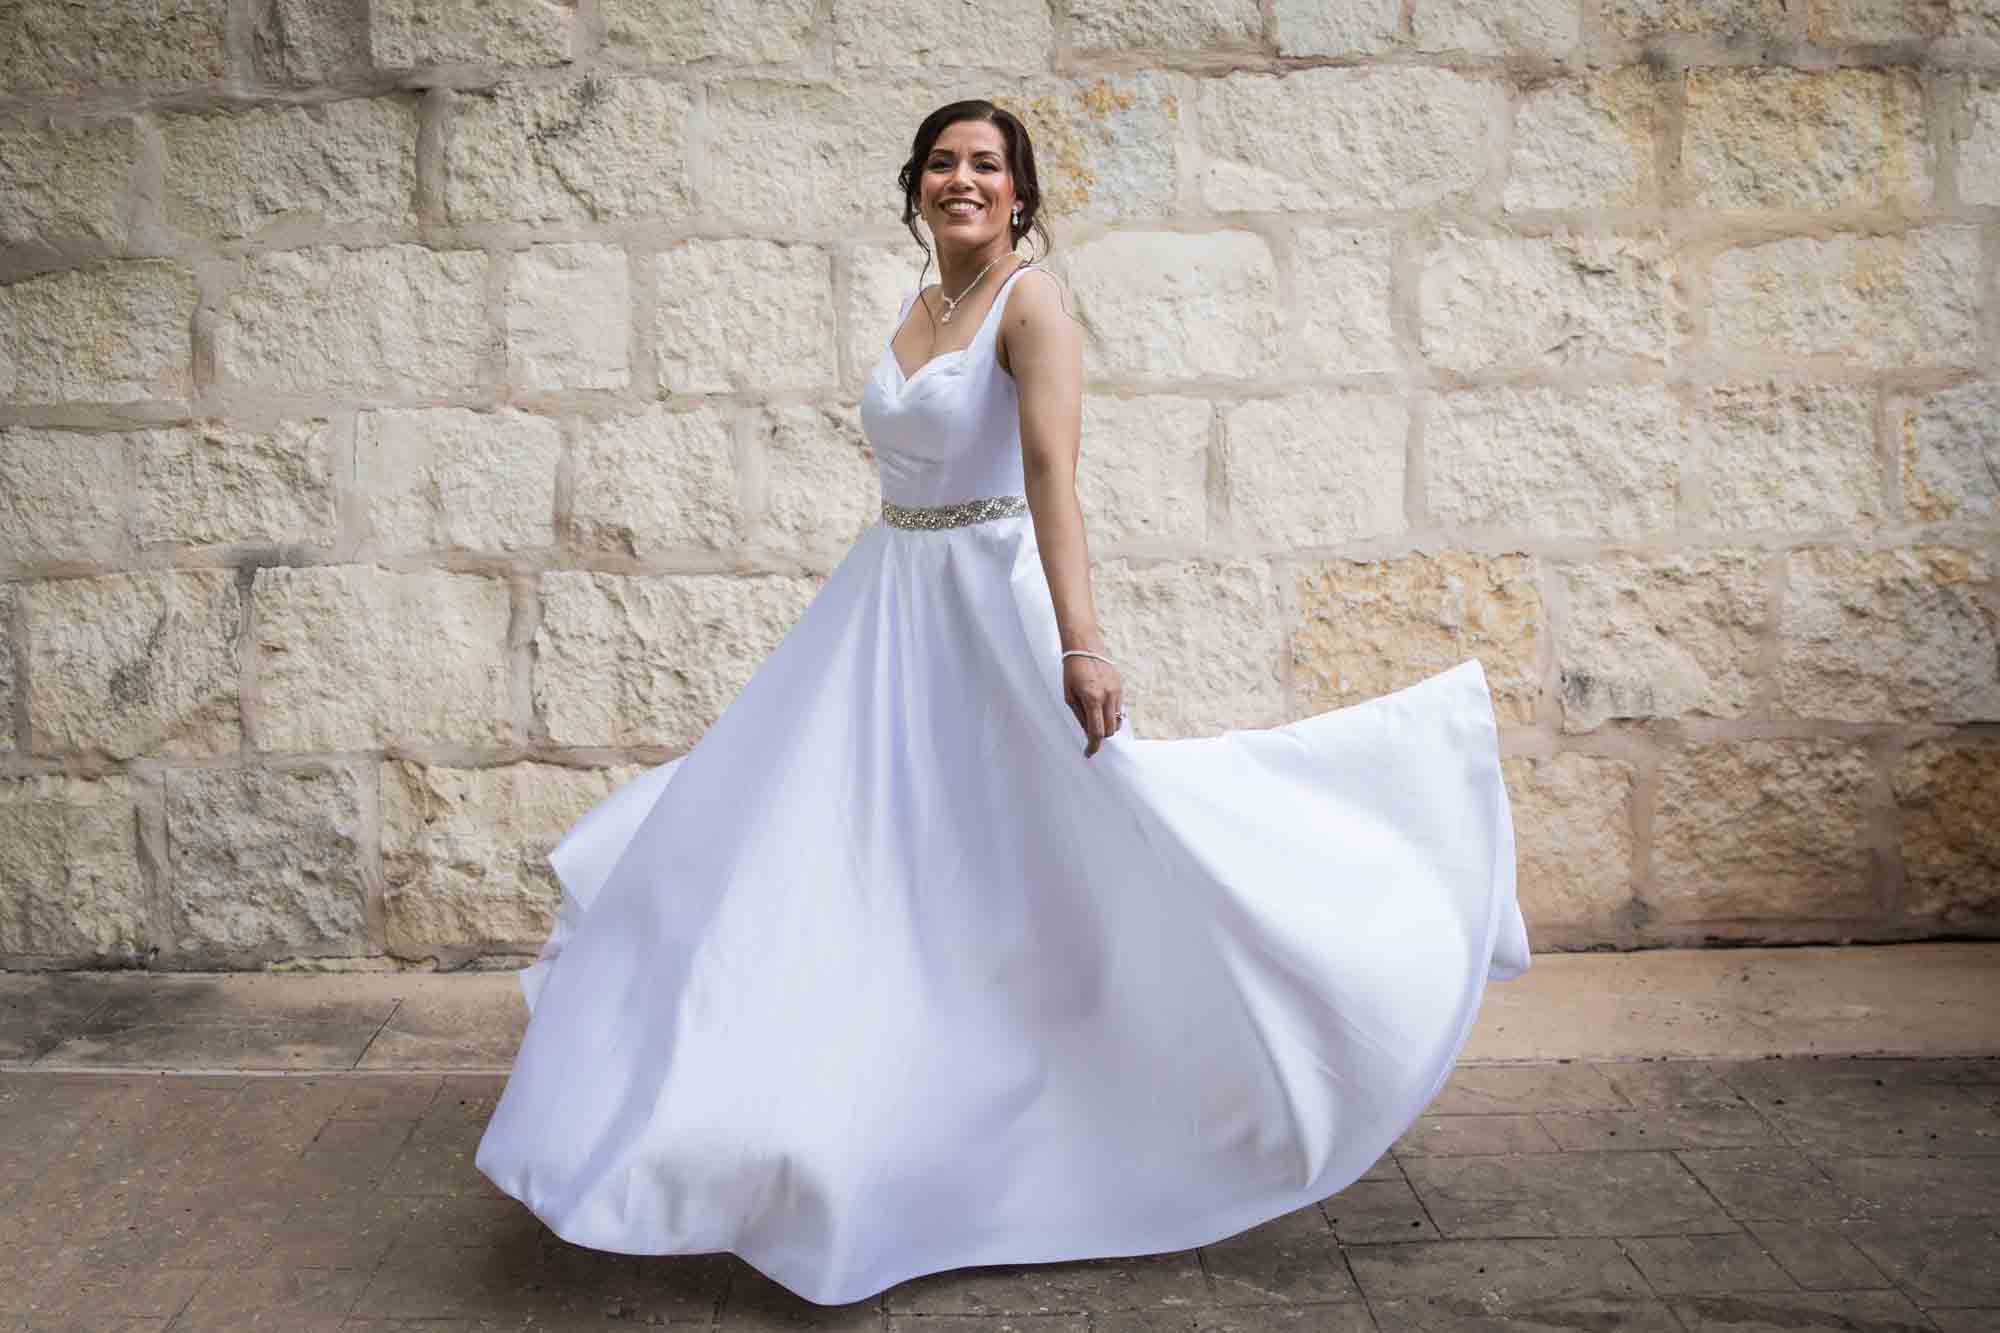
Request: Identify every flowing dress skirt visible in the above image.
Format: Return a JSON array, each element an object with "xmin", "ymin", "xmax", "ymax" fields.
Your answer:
[{"xmin": 475, "ymin": 509, "xmax": 1530, "ymax": 1306}]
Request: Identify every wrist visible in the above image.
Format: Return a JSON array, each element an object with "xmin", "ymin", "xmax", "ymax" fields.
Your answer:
[{"xmin": 1059, "ymin": 628, "xmax": 1106, "ymax": 654}]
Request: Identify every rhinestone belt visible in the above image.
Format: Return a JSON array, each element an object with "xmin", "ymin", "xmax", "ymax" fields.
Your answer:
[{"xmin": 881, "ymin": 494, "xmax": 1030, "ymax": 530}]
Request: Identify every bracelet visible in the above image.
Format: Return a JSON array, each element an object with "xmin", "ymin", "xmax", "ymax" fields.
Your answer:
[{"xmin": 1061, "ymin": 649, "xmax": 1116, "ymax": 668}]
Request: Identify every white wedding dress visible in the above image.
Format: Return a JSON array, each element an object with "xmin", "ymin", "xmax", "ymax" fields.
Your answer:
[{"xmin": 475, "ymin": 260, "xmax": 1532, "ymax": 1306}]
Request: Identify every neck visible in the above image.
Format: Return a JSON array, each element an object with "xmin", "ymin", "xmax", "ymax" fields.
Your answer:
[{"xmin": 936, "ymin": 238, "xmax": 1018, "ymax": 297}]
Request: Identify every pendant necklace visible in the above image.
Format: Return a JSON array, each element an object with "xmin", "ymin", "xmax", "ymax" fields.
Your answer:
[{"xmin": 939, "ymin": 254, "xmax": 1005, "ymax": 324}]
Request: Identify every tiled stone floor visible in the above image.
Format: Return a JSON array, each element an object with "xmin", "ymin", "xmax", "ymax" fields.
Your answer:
[{"xmin": 1, "ymin": 1056, "xmax": 1994, "ymax": 1330}]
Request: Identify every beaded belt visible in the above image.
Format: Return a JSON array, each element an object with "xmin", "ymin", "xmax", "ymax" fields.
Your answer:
[{"xmin": 881, "ymin": 494, "xmax": 1029, "ymax": 530}]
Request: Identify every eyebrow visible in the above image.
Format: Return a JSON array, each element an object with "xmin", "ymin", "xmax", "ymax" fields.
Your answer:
[{"xmin": 929, "ymin": 147, "xmax": 1002, "ymax": 159}]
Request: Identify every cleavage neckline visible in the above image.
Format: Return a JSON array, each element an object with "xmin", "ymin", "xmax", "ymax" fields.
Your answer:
[{"xmin": 886, "ymin": 261, "xmax": 1029, "ymax": 389}]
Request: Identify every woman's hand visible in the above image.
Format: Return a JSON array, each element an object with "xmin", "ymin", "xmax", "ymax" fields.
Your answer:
[{"xmin": 1064, "ymin": 654, "xmax": 1124, "ymax": 757}]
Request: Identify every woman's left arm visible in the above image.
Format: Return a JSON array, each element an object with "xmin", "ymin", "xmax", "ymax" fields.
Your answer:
[{"xmin": 1002, "ymin": 267, "xmax": 1124, "ymax": 757}]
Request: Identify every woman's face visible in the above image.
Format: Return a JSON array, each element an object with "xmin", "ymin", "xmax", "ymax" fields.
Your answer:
[{"xmin": 920, "ymin": 120, "xmax": 1017, "ymax": 243}]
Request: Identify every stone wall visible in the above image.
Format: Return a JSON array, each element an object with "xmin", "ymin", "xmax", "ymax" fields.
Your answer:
[{"xmin": 1, "ymin": 0, "xmax": 1996, "ymax": 970}]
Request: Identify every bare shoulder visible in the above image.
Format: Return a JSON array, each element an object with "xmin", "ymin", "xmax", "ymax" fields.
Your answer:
[{"xmin": 998, "ymin": 264, "xmax": 1078, "ymax": 370}]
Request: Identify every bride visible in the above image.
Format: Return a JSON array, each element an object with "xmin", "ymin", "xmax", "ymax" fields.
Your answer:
[{"xmin": 475, "ymin": 98, "xmax": 1531, "ymax": 1308}]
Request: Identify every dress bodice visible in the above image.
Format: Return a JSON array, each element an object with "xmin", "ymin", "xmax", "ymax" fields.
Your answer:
[{"xmin": 859, "ymin": 262, "xmax": 1040, "ymax": 508}]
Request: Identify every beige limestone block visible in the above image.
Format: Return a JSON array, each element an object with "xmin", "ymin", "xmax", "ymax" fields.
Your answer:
[
  {"xmin": 250, "ymin": 0, "xmax": 370, "ymax": 85},
  {"xmin": 356, "ymin": 408, "xmax": 560, "ymax": 554},
  {"xmin": 1095, "ymin": 559, "xmax": 1285, "ymax": 737},
  {"xmin": 1420, "ymin": 230, "xmax": 1679, "ymax": 373},
  {"xmin": 1426, "ymin": 385, "xmax": 1685, "ymax": 538},
  {"xmin": 0, "ymin": 121, "xmax": 133, "ymax": 248},
  {"xmin": 0, "ymin": 427, "xmax": 133, "ymax": 563},
  {"xmin": 1961, "ymin": 76, "xmax": 2000, "ymax": 207},
  {"xmin": 27, "ymin": 570, "xmax": 242, "ymax": 759},
  {"xmin": 989, "ymin": 74, "xmax": 1182, "ymax": 222},
  {"xmin": 1777, "ymin": 547, "xmax": 2000, "ymax": 722},
  {"xmin": 1063, "ymin": 231, "xmax": 1280, "ymax": 381},
  {"xmin": 832, "ymin": 0, "xmax": 1052, "ymax": 69},
  {"xmin": 372, "ymin": 0, "xmax": 574, "ymax": 67},
  {"xmin": 706, "ymin": 82, "xmax": 930, "ymax": 232},
  {"xmin": 569, "ymin": 405, "xmax": 738, "ymax": 554},
  {"xmin": 1199, "ymin": 66, "xmax": 1492, "ymax": 211},
  {"xmin": 1951, "ymin": 0, "xmax": 2000, "ymax": 37},
  {"xmin": 1296, "ymin": 226, "xmax": 1395, "ymax": 374},
  {"xmin": 0, "ymin": 0, "xmax": 226, "ymax": 94},
  {"xmin": 1504, "ymin": 68, "xmax": 1660, "ymax": 211},
  {"xmin": 1076, "ymin": 394, "xmax": 1209, "ymax": 546},
  {"xmin": 1274, "ymin": 0, "xmax": 1401, "ymax": 55},
  {"xmin": 654, "ymin": 240, "xmax": 834, "ymax": 394},
  {"xmin": 1892, "ymin": 742, "xmax": 2000, "ymax": 925},
  {"xmin": 850, "ymin": 244, "xmax": 922, "ymax": 386},
  {"xmin": 1684, "ymin": 68, "xmax": 1932, "ymax": 211},
  {"xmin": 1652, "ymin": 739, "xmax": 1876, "ymax": 923},
  {"xmin": 1415, "ymin": 0, "xmax": 1579, "ymax": 54},
  {"xmin": 445, "ymin": 77, "xmax": 693, "ymax": 224},
  {"xmin": 534, "ymin": 571, "xmax": 817, "ymax": 749},
  {"xmin": 755, "ymin": 403, "xmax": 879, "ymax": 562},
  {"xmin": 162, "ymin": 98, "xmax": 417, "ymax": 240},
  {"xmin": 165, "ymin": 765, "xmax": 368, "ymax": 955},
  {"xmin": 507, "ymin": 243, "xmax": 630, "ymax": 392},
  {"xmin": 0, "ymin": 260, "xmax": 195, "ymax": 404},
  {"xmin": 1598, "ymin": 0, "xmax": 1794, "ymax": 38},
  {"xmin": 1066, "ymin": 0, "xmax": 1260, "ymax": 51},
  {"xmin": 135, "ymin": 419, "xmax": 338, "ymax": 550},
  {"xmin": 601, "ymin": 0, "xmax": 816, "ymax": 63},
  {"xmin": 1806, "ymin": 0, "xmax": 1950, "ymax": 41},
  {"xmin": 1294, "ymin": 553, "xmax": 1541, "ymax": 723},
  {"xmin": 1899, "ymin": 380, "xmax": 1999, "ymax": 521},
  {"xmin": 0, "ymin": 774, "xmax": 146, "ymax": 959},
  {"xmin": 1222, "ymin": 389, "xmax": 1406, "ymax": 546},
  {"xmin": 1501, "ymin": 754, "xmax": 1638, "ymax": 929},
  {"xmin": 381, "ymin": 759, "xmax": 646, "ymax": 954},
  {"xmin": 215, "ymin": 245, "xmax": 488, "ymax": 396},
  {"xmin": 251, "ymin": 566, "xmax": 513, "ymax": 752},
  {"xmin": 1698, "ymin": 380, "xmax": 1880, "ymax": 531},
  {"xmin": 1556, "ymin": 551, "xmax": 1767, "ymax": 732},
  {"xmin": 1709, "ymin": 226, "xmax": 1980, "ymax": 369},
  {"xmin": 0, "ymin": 584, "xmax": 14, "ymax": 753}
]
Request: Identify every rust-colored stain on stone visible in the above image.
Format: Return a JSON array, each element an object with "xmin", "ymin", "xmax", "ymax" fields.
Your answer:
[{"xmin": 994, "ymin": 79, "xmax": 1142, "ymax": 215}]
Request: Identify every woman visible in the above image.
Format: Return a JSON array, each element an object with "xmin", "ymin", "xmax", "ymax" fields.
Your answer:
[{"xmin": 476, "ymin": 100, "xmax": 1530, "ymax": 1307}]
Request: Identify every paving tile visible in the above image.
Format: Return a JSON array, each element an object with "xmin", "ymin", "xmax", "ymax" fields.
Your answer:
[
  {"xmin": 1816, "ymin": 1155, "xmax": 2000, "ymax": 1217},
  {"xmin": 378, "ymin": 1133, "xmax": 506, "ymax": 1199},
  {"xmin": 882, "ymin": 1250, "xmax": 1208, "ymax": 1315},
  {"xmin": 1187, "ymin": 1308, "xmax": 1374, "ymax": 1332},
  {"xmin": 75, "ymin": 976, "xmax": 398, "ymax": 1031},
  {"xmin": 1427, "ymin": 1065, "xmax": 1627, "ymax": 1116},
  {"xmin": 1615, "ymin": 1233, "xmax": 1795, "ymax": 1294},
  {"xmin": 883, "ymin": 1316, "xmax": 1076, "ymax": 1332},
  {"xmin": 1669, "ymin": 1288, "xmax": 1936, "ymax": 1331},
  {"xmin": 729, "ymin": 1257, "xmax": 883, "ymax": 1328},
  {"xmin": 1757, "ymin": 1082, "xmax": 2000, "ymax": 1157},
  {"xmin": 400, "ymin": 1196, "xmax": 546, "ymax": 1249},
  {"xmin": 1368, "ymin": 1295, "xmax": 1681, "ymax": 1331},
  {"xmin": 1839, "ymin": 1215, "xmax": 2000, "ymax": 1307},
  {"xmin": 1320, "ymin": 1177, "xmax": 1440, "ymax": 1243},
  {"xmin": 539, "ymin": 1244, "xmax": 731, "ymax": 1324},
  {"xmin": 64, "ymin": 1182, "xmax": 288, "ymax": 1270},
  {"xmin": 36, "ymin": 1021, "xmax": 379, "ymax": 1071},
  {"xmin": 1675, "ymin": 1147, "xmax": 1862, "ymax": 1223},
  {"xmin": 1536, "ymin": 1107, "xmax": 1777, "ymax": 1152},
  {"xmin": 263, "ymin": 1192, "xmax": 417, "ymax": 1269},
  {"xmin": 1345, "ymin": 1237, "xmax": 1651, "ymax": 1307},
  {"xmin": 347, "ymin": 1244, "xmax": 566, "ymax": 1321},
  {"xmin": 1357, "ymin": 1152, "xmax": 1401, "ymax": 1182},
  {"xmin": 355, "ymin": 981, "xmax": 528, "ymax": 1071},
  {"xmin": 1197, "ymin": 1204, "xmax": 1358, "ymax": 1305},
  {"xmin": 1593, "ymin": 1061, "xmax": 1748, "ymax": 1108},
  {"xmin": 1742, "ymin": 1221, "xmax": 1889, "ymax": 1291},
  {"xmin": 1394, "ymin": 1115, "xmax": 1560, "ymax": 1157},
  {"xmin": 18, "ymin": 1261, "xmax": 210, "ymax": 1323},
  {"xmin": 0, "ymin": 974, "xmax": 122, "ymax": 1063},
  {"xmin": 334, "ymin": 1076, "xmax": 446, "ymax": 1122},
  {"xmin": 1402, "ymin": 1152, "xmax": 1733, "ymax": 1238},
  {"xmin": 168, "ymin": 1264, "xmax": 367, "ymax": 1330},
  {"xmin": 1930, "ymin": 1311, "xmax": 2000, "ymax": 1332}
]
